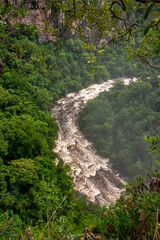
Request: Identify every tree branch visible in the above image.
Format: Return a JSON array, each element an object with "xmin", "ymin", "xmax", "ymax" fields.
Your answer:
[
  {"xmin": 110, "ymin": 1, "xmax": 126, "ymax": 11},
  {"xmin": 0, "ymin": 0, "xmax": 25, "ymax": 22},
  {"xmin": 132, "ymin": 50, "xmax": 160, "ymax": 69}
]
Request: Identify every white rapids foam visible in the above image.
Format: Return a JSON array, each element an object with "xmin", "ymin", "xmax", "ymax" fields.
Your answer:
[{"xmin": 52, "ymin": 78, "xmax": 136, "ymax": 205}]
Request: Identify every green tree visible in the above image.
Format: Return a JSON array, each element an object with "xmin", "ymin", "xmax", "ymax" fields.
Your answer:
[{"xmin": 79, "ymin": 78, "xmax": 160, "ymax": 177}]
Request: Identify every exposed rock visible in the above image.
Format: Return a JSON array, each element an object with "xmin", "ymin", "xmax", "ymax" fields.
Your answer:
[
  {"xmin": 14, "ymin": 0, "xmax": 56, "ymax": 43},
  {"xmin": 6, "ymin": 0, "xmax": 102, "ymax": 43}
]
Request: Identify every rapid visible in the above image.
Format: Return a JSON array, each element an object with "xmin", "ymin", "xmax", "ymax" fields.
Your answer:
[{"xmin": 52, "ymin": 78, "xmax": 136, "ymax": 205}]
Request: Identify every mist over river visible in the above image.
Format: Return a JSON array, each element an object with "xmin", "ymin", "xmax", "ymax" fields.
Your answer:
[{"xmin": 52, "ymin": 78, "xmax": 136, "ymax": 205}]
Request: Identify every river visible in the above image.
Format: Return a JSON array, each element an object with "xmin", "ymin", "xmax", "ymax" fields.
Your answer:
[{"xmin": 52, "ymin": 78, "xmax": 136, "ymax": 205}]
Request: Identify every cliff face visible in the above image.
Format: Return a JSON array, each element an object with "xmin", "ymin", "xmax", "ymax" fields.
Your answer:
[
  {"xmin": 7, "ymin": 0, "xmax": 100, "ymax": 44},
  {"xmin": 9, "ymin": 0, "xmax": 61, "ymax": 43}
]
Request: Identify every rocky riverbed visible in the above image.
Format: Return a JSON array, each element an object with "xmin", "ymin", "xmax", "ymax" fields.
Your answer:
[{"xmin": 52, "ymin": 78, "xmax": 136, "ymax": 205}]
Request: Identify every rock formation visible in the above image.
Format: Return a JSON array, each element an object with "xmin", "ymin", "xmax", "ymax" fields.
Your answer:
[{"xmin": 4, "ymin": 0, "xmax": 101, "ymax": 43}]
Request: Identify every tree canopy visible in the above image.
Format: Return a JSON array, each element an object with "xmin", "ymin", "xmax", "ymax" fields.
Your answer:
[
  {"xmin": 0, "ymin": 0, "xmax": 160, "ymax": 68},
  {"xmin": 0, "ymin": 0, "xmax": 160, "ymax": 239},
  {"xmin": 52, "ymin": 0, "xmax": 160, "ymax": 68},
  {"xmin": 79, "ymin": 76, "xmax": 160, "ymax": 178}
]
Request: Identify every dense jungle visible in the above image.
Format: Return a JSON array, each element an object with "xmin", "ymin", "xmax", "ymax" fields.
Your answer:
[{"xmin": 0, "ymin": 0, "xmax": 160, "ymax": 239}]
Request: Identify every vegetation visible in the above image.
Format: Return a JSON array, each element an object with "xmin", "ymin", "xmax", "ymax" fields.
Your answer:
[
  {"xmin": 0, "ymin": 25, "xmax": 107, "ymax": 237},
  {"xmin": 49, "ymin": 0, "xmax": 160, "ymax": 69},
  {"xmin": 0, "ymin": 0, "xmax": 160, "ymax": 239},
  {"xmin": 79, "ymin": 76, "xmax": 160, "ymax": 178},
  {"xmin": 94, "ymin": 175, "xmax": 160, "ymax": 240}
]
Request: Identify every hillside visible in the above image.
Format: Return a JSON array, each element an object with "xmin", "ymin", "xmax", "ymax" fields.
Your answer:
[
  {"xmin": 0, "ymin": 0, "xmax": 160, "ymax": 239},
  {"xmin": 79, "ymin": 77, "xmax": 160, "ymax": 178}
]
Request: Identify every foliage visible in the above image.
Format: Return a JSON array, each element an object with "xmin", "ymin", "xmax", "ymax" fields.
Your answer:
[
  {"xmin": 0, "ymin": 16, "xmax": 104, "ymax": 239},
  {"xmin": 79, "ymin": 76, "xmax": 160, "ymax": 178},
  {"xmin": 95, "ymin": 175, "xmax": 160, "ymax": 240},
  {"xmin": 0, "ymin": 211, "xmax": 22, "ymax": 240},
  {"xmin": 45, "ymin": 0, "xmax": 160, "ymax": 69},
  {"xmin": 0, "ymin": 1, "xmax": 160, "ymax": 238},
  {"xmin": 145, "ymin": 135, "xmax": 160, "ymax": 155},
  {"xmin": 1, "ymin": 0, "xmax": 160, "ymax": 69}
]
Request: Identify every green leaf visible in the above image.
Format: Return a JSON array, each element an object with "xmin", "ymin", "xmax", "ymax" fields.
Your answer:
[
  {"xmin": 144, "ymin": 22, "xmax": 154, "ymax": 35},
  {"xmin": 144, "ymin": 136, "xmax": 149, "ymax": 141},
  {"xmin": 144, "ymin": 3, "xmax": 155, "ymax": 20}
]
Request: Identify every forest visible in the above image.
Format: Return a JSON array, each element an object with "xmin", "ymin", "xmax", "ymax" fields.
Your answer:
[
  {"xmin": 0, "ymin": 27, "xmax": 103, "ymax": 239},
  {"xmin": 79, "ymin": 75, "xmax": 160, "ymax": 178},
  {"xmin": 0, "ymin": 0, "xmax": 160, "ymax": 239}
]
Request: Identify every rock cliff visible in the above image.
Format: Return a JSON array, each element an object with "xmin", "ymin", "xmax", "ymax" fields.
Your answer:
[
  {"xmin": 8, "ymin": 0, "xmax": 62, "ymax": 43},
  {"xmin": 6, "ymin": 0, "xmax": 100, "ymax": 43}
]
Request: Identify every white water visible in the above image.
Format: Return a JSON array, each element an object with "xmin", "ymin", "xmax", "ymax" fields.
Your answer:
[{"xmin": 52, "ymin": 78, "xmax": 136, "ymax": 205}]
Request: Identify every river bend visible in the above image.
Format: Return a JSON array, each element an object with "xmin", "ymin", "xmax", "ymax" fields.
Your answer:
[{"xmin": 52, "ymin": 78, "xmax": 135, "ymax": 205}]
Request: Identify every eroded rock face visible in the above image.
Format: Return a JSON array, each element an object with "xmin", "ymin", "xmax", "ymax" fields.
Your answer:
[
  {"xmin": 9, "ymin": 0, "xmax": 58, "ymax": 43},
  {"xmin": 6, "ymin": 0, "xmax": 101, "ymax": 43},
  {"xmin": 52, "ymin": 78, "xmax": 136, "ymax": 205}
]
